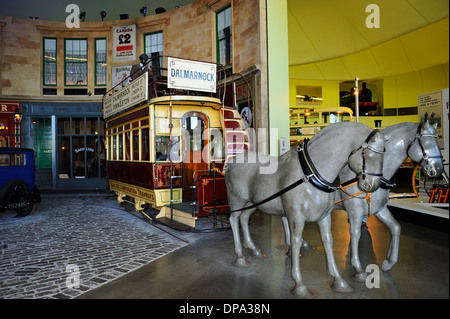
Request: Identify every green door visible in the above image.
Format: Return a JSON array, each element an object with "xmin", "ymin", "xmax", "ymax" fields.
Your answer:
[{"xmin": 33, "ymin": 118, "xmax": 52, "ymax": 169}]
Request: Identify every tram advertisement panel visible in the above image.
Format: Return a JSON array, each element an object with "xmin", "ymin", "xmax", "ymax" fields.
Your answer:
[
  {"xmin": 168, "ymin": 57, "xmax": 217, "ymax": 93},
  {"xmin": 103, "ymin": 72, "xmax": 148, "ymax": 119}
]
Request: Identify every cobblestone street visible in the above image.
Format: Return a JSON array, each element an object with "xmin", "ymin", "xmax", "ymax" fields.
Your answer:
[{"xmin": 0, "ymin": 192, "xmax": 189, "ymax": 299}]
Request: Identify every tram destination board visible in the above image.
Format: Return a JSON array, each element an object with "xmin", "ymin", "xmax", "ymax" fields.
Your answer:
[
  {"xmin": 167, "ymin": 57, "xmax": 217, "ymax": 93},
  {"xmin": 103, "ymin": 72, "xmax": 148, "ymax": 119}
]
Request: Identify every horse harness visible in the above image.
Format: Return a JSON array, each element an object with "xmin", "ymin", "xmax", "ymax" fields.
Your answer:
[{"xmin": 230, "ymin": 130, "xmax": 384, "ymax": 213}]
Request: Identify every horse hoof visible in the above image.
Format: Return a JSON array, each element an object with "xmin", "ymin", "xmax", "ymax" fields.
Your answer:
[
  {"xmin": 382, "ymin": 259, "xmax": 395, "ymax": 272},
  {"xmin": 252, "ymin": 249, "xmax": 265, "ymax": 258},
  {"xmin": 354, "ymin": 272, "xmax": 368, "ymax": 283},
  {"xmin": 332, "ymin": 279, "xmax": 353, "ymax": 293},
  {"xmin": 233, "ymin": 257, "xmax": 250, "ymax": 268},
  {"xmin": 291, "ymin": 285, "xmax": 314, "ymax": 299}
]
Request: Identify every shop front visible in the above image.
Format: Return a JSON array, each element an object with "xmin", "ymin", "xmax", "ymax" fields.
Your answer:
[
  {"xmin": 0, "ymin": 101, "xmax": 22, "ymax": 148},
  {"xmin": 20, "ymin": 101, "xmax": 106, "ymax": 191}
]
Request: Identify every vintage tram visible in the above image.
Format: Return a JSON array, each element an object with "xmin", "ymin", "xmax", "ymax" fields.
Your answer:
[{"xmin": 103, "ymin": 56, "xmax": 250, "ymax": 229}]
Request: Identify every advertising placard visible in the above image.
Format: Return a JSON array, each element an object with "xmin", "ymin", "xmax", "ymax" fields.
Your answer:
[
  {"xmin": 167, "ymin": 57, "xmax": 217, "ymax": 93},
  {"xmin": 113, "ymin": 24, "xmax": 136, "ymax": 62}
]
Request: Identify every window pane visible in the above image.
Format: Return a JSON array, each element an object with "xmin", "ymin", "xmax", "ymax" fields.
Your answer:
[
  {"xmin": 141, "ymin": 128, "xmax": 150, "ymax": 161},
  {"xmin": 72, "ymin": 136, "xmax": 85, "ymax": 177},
  {"xmin": 58, "ymin": 136, "xmax": 71, "ymax": 176},
  {"xmin": 125, "ymin": 131, "xmax": 131, "ymax": 160},
  {"xmin": 44, "ymin": 38, "xmax": 57, "ymax": 85},
  {"xmin": 65, "ymin": 39, "xmax": 88, "ymax": 85},
  {"xmin": 96, "ymin": 38, "xmax": 107, "ymax": 85},
  {"xmin": 132, "ymin": 130, "xmax": 140, "ymax": 160},
  {"xmin": 217, "ymin": 7, "xmax": 232, "ymax": 65},
  {"xmin": 118, "ymin": 133, "xmax": 123, "ymax": 160}
]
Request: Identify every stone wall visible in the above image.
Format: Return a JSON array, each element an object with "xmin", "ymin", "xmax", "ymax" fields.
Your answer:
[{"xmin": 0, "ymin": 0, "xmax": 264, "ymax": 100}]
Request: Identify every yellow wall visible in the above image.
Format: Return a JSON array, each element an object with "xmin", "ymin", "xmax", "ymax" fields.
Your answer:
[
  {"xmin": 289, "ymin": 63, "xmax": 449, "ymax": 127},
  {"xmin": 383, "ymin": 63, "xmax": 449, "ymax": 108},
  {"xmin": 267, "ymin": 0, "xmax": 289, "ymax": 156}
]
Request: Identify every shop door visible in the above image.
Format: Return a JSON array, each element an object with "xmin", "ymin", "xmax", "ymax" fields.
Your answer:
[
  {"xmin": 182, "ymin": 112, "xmax": 209, "ymax": 201},
  {"xmin": 33, "ymin": 118, "xmax": 52, "ymax": 169}
]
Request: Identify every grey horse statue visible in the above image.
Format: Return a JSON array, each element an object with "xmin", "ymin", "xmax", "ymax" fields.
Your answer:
[
  {"xmin": 225, "ymin": 122, "xmax": 387, "ymax": 298},
  {"xmin": 281, "ymin": 120, "xmax": 445, "ymax": 282},
  {"xmin": 336, "ymin": 120, "xmax": 445, "ymax": 281}
]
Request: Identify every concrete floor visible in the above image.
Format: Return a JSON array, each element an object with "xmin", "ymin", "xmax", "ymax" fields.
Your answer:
[{"xmin": 79, "ymin": 209, "xmax": 449, "ymax": 300}]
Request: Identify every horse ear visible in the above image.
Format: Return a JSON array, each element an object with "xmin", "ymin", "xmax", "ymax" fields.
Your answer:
[
  {"xmin": 432, "ymin": 122, "xmax": 438, "ymax": 130},
  {"xmin": 422, "ymin": 120, "xmax": 430, "ymax": 132},
  {"xmin": 383, "ymin": 133, "xmax": 391, "ymax": 141}
]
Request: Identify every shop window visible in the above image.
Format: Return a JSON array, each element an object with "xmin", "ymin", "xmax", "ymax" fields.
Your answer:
[
  {"xmin": 43, "ymin": 37, "xmax": 57, "ymax": 86},
  {"xmin": 65, "ymin": 39, "xmax": 88, "ymax": 86},
  {"xmin": 217, "ymin": 6, "xmax": 232, "ymax": 66},
  {"xmin": 95, "ymin": 38, "xmax": 107, "ymax": 86},
  {"xmin": 57, "ymin": 117, "xmax": 105, "ymax": 179}
]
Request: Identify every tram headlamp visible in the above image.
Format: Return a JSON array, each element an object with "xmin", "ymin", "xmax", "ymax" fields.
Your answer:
[
  {"xmin": 140, "ymin": 6, "xmax": 147, "ymax": 16},
  {"xmin": 100, "ymin": 11, "xmax": 107, "ymax": 21}
]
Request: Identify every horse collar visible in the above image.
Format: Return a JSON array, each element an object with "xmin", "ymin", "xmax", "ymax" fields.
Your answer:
[{"xmin": 297, "ymin": 140, "xmax": 340, "ymax": 193}]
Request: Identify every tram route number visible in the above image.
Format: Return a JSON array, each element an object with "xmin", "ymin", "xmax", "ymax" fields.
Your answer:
[{"xmin": 179, "ymin": 303, "xmax": 269, "ymax": 316}]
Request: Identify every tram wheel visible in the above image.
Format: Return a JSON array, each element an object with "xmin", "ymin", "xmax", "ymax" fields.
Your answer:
[{"xmin": 121, "ymin": 196, "xmax": 135, "ymax": 213}]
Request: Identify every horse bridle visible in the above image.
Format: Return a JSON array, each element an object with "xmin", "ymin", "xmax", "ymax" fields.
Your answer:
[
  {"xmin": 406, "ymin": 122, "xmax": 443, "ymax": 166},
  {"xmin": 347, "ymin": 130, "xmax": 385, "ymax": 182}
]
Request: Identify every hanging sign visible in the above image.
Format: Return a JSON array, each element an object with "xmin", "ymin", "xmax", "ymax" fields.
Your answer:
[
  {"xmin": 167, "ymin": 57, "xmax": 217, "ymax": 93},
  {"xmin": 103, "ymin": 72, "xmax": 148, "ymax": 119},
  {"xmin": 113, "ymin": 24, "xmax": 136, "ymax": 62}
]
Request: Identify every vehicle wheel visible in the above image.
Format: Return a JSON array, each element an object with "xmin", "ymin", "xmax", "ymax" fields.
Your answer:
[{"xmin": 6, "ymin": 184, "xmax": 35, "ymax": 217}]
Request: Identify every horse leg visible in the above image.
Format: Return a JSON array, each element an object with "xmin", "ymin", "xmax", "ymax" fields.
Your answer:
[
  {"xmin": 348, "ymin": 211, "xmax": 367, "ymax": 282},
  {"xmin": 282, "ymin": 216, "xmax": 311, "ymax": 256},
  {"xmin": 282, "ymin": 216, "xmax": 291, "ymax": 255},
  {"xmin": 375, "ymin": 206, "xmax": 401, "ymax": 272},
  {"xmin": 317, "ymin": 214, "xmax": 353, "ymax": 293},
  {"xmin": 229, "ymin": 210, "xmax": 249, "ymax": 267},
  {"xmin": 288, "ymin": 215, "xmax": 312, "ymax": 298},
  {"xmin": 240, "ymin": 209, "xmax": 264, "ymax": 258}
]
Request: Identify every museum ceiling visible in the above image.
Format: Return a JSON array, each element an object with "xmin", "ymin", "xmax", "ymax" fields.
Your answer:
[{"xmin": 288, "ymin": 0, "xmax": 449, "ymax": 80}]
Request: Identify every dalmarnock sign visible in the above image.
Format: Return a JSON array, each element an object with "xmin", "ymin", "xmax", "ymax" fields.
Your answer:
[
  {"xmin": 168, "ymin": 57, "xmax": 217, "ymax": 93},
  {"xmin": 103, "ymin": 72, "xmax": 148, "ymax": 119}
]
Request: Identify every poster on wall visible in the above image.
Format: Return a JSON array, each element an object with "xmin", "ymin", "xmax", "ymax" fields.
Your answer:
[
  {"xmin": 113, "ymin": 25, "xmax": 136, "ymax": 62},
  {"xmin": 418, "ymin": 91, "xmax": 444, "ymax": 144},
  {"xmin": 111, "ymin": 65, "xmax": 132, "ymax": 88}
]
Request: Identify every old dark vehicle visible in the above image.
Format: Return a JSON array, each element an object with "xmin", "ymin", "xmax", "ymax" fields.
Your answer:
[{"xmin": 0, "ymin": 147, "xmax": 41, "ymax": 216}]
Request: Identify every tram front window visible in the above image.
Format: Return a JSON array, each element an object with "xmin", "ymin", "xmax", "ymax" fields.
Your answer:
[{"xmin": 156, "ymin": 136, "xmax": 180, "ymax": 161}]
